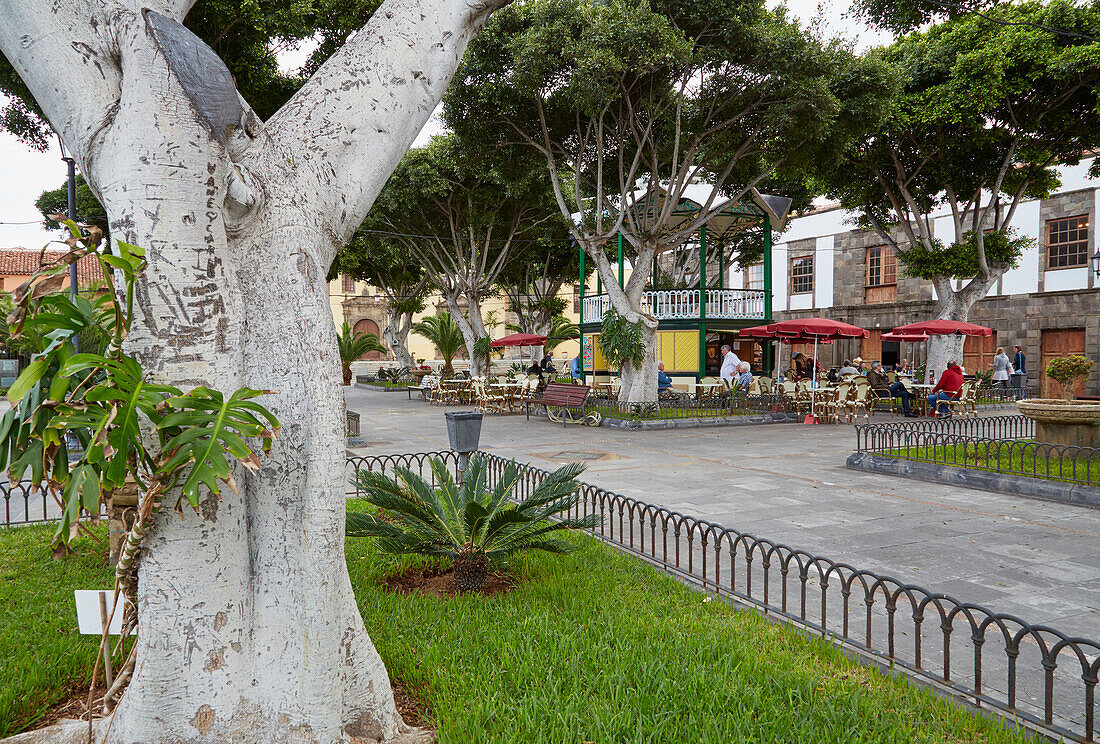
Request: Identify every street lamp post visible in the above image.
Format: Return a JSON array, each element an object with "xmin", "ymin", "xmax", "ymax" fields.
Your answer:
[
  {"xmin": 58, "ymin": 138, "xmax": 79, "ymax": 312},
  {"xmin": 1092, "ymin": 247, "xmax": 1100, "ymax": 279}
]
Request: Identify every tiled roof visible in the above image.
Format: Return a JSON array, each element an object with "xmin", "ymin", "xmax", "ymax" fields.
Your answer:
[{"xmin": 0, "ymin": 248, "xmax": 106, "ymax": 287}]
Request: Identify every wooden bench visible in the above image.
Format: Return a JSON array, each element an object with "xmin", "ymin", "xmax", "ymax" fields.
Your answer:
[{"xmin": 526, "ymin": 383, "xmax": 594, "ymax": 427}]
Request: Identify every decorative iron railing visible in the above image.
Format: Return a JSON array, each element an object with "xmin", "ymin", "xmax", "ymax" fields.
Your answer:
[
  {"xmin": 582, "ymin": 288, "xmax": 767, "ymax": 323},
  {"xmin": 854, "ymin": 416, "xmax": 1100, "ymax": 487},
  {"xmin": 345, "ymin": 449, "xmax": 1099, "ymax": 742}
]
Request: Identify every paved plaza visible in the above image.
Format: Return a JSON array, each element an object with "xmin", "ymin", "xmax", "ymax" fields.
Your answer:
[{"xmin": 346, "ymin": 386, "xmax": 1100, "ymax": 638}]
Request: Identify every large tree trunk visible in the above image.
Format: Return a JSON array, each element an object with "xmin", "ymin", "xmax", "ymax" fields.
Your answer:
[
  {"xmin": 589, "ymin": 246, "xmax": 659, "ymax": 403},
  {"xmin": 925, "ymin": 275, "xmax": 1000, "ymax": 384},
  {"xmin": 384, "ymin": 311, "xmax": 416, "ymax": 370},
  {"xmin": 446, "ymin": 293, "xmax": 489, "ymax": 377},
  {"xmin": 0, "ymin": 0, "xmax": 504, "ymax": 742}
]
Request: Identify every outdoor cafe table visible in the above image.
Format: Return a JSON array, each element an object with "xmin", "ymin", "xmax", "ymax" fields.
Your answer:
[{"xmin": 695, "ymin": 380, "xmax": 725, "ymax": 398}]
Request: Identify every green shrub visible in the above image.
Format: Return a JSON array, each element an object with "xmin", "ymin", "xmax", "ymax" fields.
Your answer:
[
  {"xmin": 347, "ymin": 456, "xmax": 598, "ymax": 592},
  {"xmin": 1046, "ymin": 354, "xmax": 1093, "ymax": 400},
  {"xmin": 599, "ymin": 308, "xmax": 646, "ymax": 370}
]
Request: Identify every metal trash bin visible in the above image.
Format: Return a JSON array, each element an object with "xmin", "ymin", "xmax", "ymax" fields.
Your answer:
[
  {"xmin": 1010, "ymin": 372, "xmax": 1027, "ymax": 394},
  {"xmin": 346, "ymin": 410, "xmax": 361, "ymax": 437}
]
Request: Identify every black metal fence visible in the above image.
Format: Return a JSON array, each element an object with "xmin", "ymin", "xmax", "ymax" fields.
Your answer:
[
  {"xmin": 585, "ymin": 393, "xmax": 795, "ymax": 421},
  {"xmin": 2, "ymin": 481, "xmax": 56, "ymax": 525},
  {"xmin": 346, "ymin": 450, "xmax": 1099, "ymax": 743},
  {"xmin": 974, "ymin": 384, "xmax": 1033, "ymax": 403},
  {"xmin": 855, "ymin": 416, "xmax": 1100, "ymax": 487}
]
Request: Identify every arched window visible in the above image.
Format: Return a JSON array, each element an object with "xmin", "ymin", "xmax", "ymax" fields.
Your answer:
[{"xmin": 352, "ymin": 318, "xmax": 384, "ymax": 360}]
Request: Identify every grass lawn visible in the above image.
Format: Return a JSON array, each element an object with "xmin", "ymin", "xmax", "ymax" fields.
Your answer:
[
  {"xmin": 886, "ymin": 440, "xmax": 1100, "ymax": 485},
  {"xmin": 358, "ymin": 380, "xmax": 410, "ymax": 389},
  {"xmin": 3, "ymin": 520, "xmax": 1034, "ymax": 742},
  {"xmin": 0, "ymin": 524, "xmax": 112, "ymax": 738},
  {"xmin": 349, "ymin": 529, "xmax": 1032, "ymax": 743}
]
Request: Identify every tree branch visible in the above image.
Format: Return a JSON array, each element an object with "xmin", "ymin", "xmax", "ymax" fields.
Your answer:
[{"xmin": 264, "ymin": 0, "xmax": 508, "ymax": 256}]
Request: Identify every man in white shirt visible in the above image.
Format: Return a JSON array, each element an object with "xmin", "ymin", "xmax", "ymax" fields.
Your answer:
[{"xmin": 719, "ymin": 344, "xmax": 741, "ymax": 383}]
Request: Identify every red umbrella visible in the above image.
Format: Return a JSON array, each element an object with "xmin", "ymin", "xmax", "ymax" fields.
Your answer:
[
  {"xmin": 890, "ymin": 320, "xmax": 991, "ymax": 337},
  {"xmin": 881, "ymin": 331, "xmax": 929, "ymax": 342},
  {"xmin": 739, "ymin": 318, "xmax": 868, "ymax": 422},
  {"xmin": 489, "ymin": 332, "xmax": 548, "ymax": 348}
]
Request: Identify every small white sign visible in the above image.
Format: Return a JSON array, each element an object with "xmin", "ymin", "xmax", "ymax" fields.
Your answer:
[{"xmin": 74, "ymin": 590, "xmax": 134, "ymax": 635}]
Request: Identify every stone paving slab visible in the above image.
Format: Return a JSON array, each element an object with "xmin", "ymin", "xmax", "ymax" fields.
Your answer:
[{"xmin": 345, "ymin": 387, "xmax": 1100, "ymax": 635}]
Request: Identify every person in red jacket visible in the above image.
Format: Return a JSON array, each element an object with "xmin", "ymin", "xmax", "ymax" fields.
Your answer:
[{"xmin": 927, "ymin": 361, "xmax": 965, "ymax": 417}]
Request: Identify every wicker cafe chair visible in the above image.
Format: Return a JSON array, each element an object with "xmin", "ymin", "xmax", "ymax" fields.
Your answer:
[
  {"xmin": 823, "ymin": 382, "xmax": 851, "ymax": 424},
  {"xmin": 848, "ymin": 381, "xmax": 873, "ymax": 424},
  {"xmin": 947, "ymin": 381, "xmax": 976, "ymax": 419},
  {"xmin": 473, "ymin": 379, "xmax": 507, "ymax": 414}
]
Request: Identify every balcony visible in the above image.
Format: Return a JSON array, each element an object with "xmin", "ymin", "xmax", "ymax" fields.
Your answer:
[{"xmin": 581, "ymin": 288, "xmax": 767, "ymax": 324}]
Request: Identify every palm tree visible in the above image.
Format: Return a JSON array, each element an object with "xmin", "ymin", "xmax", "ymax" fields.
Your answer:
[
  {"xmin": 411, "ymin": 311, "xmax": 464, "ymax": 375},
  {"xmin": 544, "ymin": 315, "xmax": 579, "ymax": 354},
  {"xmin": 338, "ymin": 321, "xmax": 388, "ymax": 385},
  {"xmin": 346, "ymin": 456, "xmax": 598, "ymax": 592}
]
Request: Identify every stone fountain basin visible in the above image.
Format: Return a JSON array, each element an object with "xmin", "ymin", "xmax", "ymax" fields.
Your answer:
[
  {"xmin": 1017, "ymin": 399, "xmax": 1100, "ymax": 448},
  {"xmin": 1017, "ymin": 399, "xmax": 1100, "ymax": 424}
]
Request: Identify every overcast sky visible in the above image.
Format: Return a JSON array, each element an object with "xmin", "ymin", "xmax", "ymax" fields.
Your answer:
[{"xmin": 0, "ymin": 0, "xmax": 888, "ymax": 251}]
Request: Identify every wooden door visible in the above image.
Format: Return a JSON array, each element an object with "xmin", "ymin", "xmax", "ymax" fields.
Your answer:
[
  {"xmin": 963, "ymin": 333, "xmax": 997, "ymax": 377},
  {"xmin": 352, "ymin": 318, "xmax": 385, "ymax": 360},
  {"xmin": 860, "ymin": 331, "xmax": 882, "ymax": 364},
  {"xmin": 1041, "ymin": 329, "xmax": 1086, "ymax": 397}
]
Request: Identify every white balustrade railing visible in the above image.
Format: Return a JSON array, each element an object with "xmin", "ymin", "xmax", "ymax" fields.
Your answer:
[{"xmin": 581, "ymin": 289, "xmax": 766, "ymax": 323}]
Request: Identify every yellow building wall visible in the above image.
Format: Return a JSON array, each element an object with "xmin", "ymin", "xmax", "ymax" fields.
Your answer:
[{"xmin": 328, "ymin": 276, "xmax": 581, "ymax": 365}]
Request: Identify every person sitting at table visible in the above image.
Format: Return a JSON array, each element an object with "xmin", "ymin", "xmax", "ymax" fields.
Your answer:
[
  {"xmin": 866, "ymin": 360, "xmax": 889, "ymax": 391},
  {"xmin": 837, "ymin": 359, "xmax": 858, "ymax": 377},
  {"xmin": 867, "ymin": 361, "xmax": 918, "ymax": 417},
  {"xmin": 896, "ymin": 358, "xmax": 911, "ymax": 375},
  {"xmin": 526, "ymin": 360, "xmax": 543, "ymax": 376},
  {"xmin": 657, "ymin": 361, "xmax": 673, "ymax": 394},
  {"xmin": 852, "ymin": 357, "xmax": 867, "ymax": 374},
  {"xmin": 927, "ymin": 361, "xmax": 965, "ymax": 417},
  {"xmin": 540, "ymin": 352, "xmax": 556, "ymax": 373},
  {"xmin": 735, "ymin": 362, "xmax": 753, "ymax": 391}
]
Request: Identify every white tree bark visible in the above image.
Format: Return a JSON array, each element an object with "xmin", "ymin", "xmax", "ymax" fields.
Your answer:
[
  {"xmin": 444, "ymin": 291, "xmax": 489, "ymax": 377},
  {"xmin": 587, "ymin": 244, "xmax": 659, "ymax": 402},
  {"xmin": 0, "ymin": 1, "xmax": 505, "ymax": 742},
  {"xmin": 383, "ymin": 311, "xmax": 417, "ymax": 370}
]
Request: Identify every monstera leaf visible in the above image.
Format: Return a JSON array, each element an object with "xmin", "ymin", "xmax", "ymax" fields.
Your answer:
[{"xmin": 157, "ymin": 387, "xmax": 280, "ymax": 507}]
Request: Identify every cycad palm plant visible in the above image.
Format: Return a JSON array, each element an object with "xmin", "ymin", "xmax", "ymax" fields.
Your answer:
[
  {"xmin": 347, "ymin": 456, "xmax": 598, "ymax": 592},
  {"xmin": 411, "ymin": 311, "xmax": 465, "ymax": 376},
  {"xmin": 338, "ymin": 321, "xmax": 388, "ymax": 384}
]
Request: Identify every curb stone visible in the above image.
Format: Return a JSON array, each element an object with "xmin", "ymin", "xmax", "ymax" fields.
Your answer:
[{"xmin": 845, "ymin": 452, "xmax": 1100, "ymax": 509}]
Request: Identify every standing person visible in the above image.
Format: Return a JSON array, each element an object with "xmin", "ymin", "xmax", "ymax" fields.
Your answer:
[
  {"xmin": 990, "ymin": 346, "xmax": 1012, "ymax": 387},
  {"xmin": 927, "ymin": 361, "xmax": 965, "ymax": 417},
  {"xmin": 1014, "ymin": 345, "xmax": 1027, "ymax": 383},
  {"xmin": 569, "ymin": 353, "xmax": 582, "ymax": 384},
  {"xmin": 719, "ymin": 344, "xmax": 742, "ymax": 384}
]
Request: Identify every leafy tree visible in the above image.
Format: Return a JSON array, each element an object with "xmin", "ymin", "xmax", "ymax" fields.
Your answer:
[
  {"xmin": 331, "ymin": 234, "xmax": 430, "ymax": 370},
  {"xmin": 822, "ymin": 1, "xmax": 1100, "ymax": 379},
  {"xmin": 0, "ymin": 0, "xmax": 511, "ymax": 736},
  {"xmin": 336, "ymin": 321, "xmax": 388, "ymax": 385},
  {"xmin": 35, "ymin": 174, "xmax": 110, "ymax": 239},
  {"xmin": 498, "ymin": 231, "xmax": 582, "ymax": 362},
  {"xmin": 411, "ymin": 312, "xmax": 465, "ymax": 376},
  {"xmin": 447, "ymin": 0, "xmax": 894, "ymax": 401},
  {"xmin": 347, "ymin": 455, "xmax": 597, "ymax": 592},
  {"xmin": 366, "ymin": 134, "xmax": 562, "ymax": 375}
]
